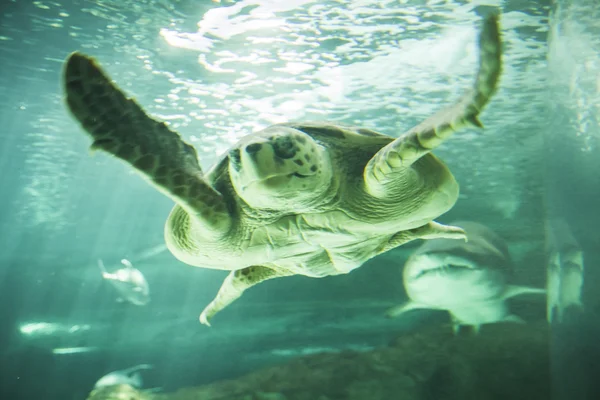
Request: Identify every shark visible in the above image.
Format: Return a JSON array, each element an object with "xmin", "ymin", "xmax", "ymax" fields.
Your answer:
[
  {"xmin": 386, "ymin": 221, "xmax": 546, "ymax": 333},
  {"xmin": 546, "ymin": 218, "xmax": 585, "ymax": 323}
]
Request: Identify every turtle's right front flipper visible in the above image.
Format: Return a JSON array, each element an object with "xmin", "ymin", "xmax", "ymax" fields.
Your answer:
[
  {"xmin": 365, "ymin": 13, "xmax": 502, "ymax": 196},
  {"xmin": 63, "ymin": 52, "xmax": 231, "ymax": 237}
]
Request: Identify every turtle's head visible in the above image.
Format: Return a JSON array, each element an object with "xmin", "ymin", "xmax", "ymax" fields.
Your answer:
[{"xmin": 228, "ymin": 126, "xmax": 333, "ymax": 210}]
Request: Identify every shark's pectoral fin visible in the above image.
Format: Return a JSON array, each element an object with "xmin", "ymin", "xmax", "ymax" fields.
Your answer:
[
  {"xmin": 450, "ymin": 313, "xmax": 525, "ymax": 335},
  {"xmin": 502, "ymin": 284, "xmax": 546, "ymax": 300},
  {"xmin": 385, "ymin": 301, "xmax": 429, "ymax": 318}
]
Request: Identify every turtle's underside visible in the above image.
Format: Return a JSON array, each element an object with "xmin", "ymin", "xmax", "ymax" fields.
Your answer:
[{"xmin": 63, "ymin": 14, "xmax": 502, "ymax": 325}]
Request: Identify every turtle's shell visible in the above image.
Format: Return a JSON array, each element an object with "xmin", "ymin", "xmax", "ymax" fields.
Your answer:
[{"xmin": 166, "ymin": 121, "xmax": 459, "ymax": 277}]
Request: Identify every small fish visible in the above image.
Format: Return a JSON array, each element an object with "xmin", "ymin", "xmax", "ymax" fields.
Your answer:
[
  {"xmin": 93, "ymin": 364, "xmax": 153, "ymax": 389},
  {"xmin": 546, "ymin": 218, "xmax": 585, "ymax": 323},
  {"xmin": 98, "ymin": 258, "xmax": 150, "ymax": 306},
  {"xmin": 52, "ymin": 346, "xmax": 98, "ymax": 355},
  {"xmin": 386, "ymin": 221, "xmax": 545, "ymax": 333}
]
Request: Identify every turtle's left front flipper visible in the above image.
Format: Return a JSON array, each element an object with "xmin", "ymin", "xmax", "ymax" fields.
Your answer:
[
  {"xmin": 63, "ymin": 52, "xmax": 231, "ymax": 237},
  {"xmin": 365, "ymin": 13, "xmax": 502, "ymax": 196},
  {"xmin": 199, "ymin": 266, "xmax": 293, "ymax": 326}
]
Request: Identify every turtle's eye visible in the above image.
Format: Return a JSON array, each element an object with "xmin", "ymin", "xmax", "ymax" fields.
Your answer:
[
  {"xmin": 245, "ymin": 143, "xmax": 262, "ymax": 155},
  {"xmin": 229, "ymin": 148, "xmax": 241, "ymax": 170}
]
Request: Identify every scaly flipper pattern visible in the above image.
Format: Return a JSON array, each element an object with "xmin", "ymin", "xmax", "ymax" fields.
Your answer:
[
  {"xmin": 365, "ymin": 13, "xmax": 502, "ymax": 196},
  {"xmin": 63, "ymin": 52, "xmax": 231, "ymax": 237}
]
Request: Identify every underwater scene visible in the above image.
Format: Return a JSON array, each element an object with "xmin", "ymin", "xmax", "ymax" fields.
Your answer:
[{"xmin": 1, "ymin": 0, "xmax": 599, "ymax": 399}]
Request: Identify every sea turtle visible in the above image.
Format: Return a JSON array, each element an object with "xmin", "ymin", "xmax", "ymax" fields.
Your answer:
[{"xmin": 63, "ymin": 14, "xmax": 502, "ymax": 326}]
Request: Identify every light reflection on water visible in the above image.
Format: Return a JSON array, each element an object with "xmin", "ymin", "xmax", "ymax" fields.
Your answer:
[{"xmin": 0, "ymin": 1, "xmax": 554, "ymax": 239}]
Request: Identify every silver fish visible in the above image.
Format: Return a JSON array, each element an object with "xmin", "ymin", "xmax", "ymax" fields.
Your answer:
[
  {"xmin": 386, "ymin": 221, "xmax": 545, "ymax": 333},
  {"xmin": 98, "ymin": 258, "xmax": 150, "ymax": 306},
  {"xmin": 93, "ymin": 364, "xmax": 153, "ymax": 389},
  {"xmin": 546, "ymin": 218, "xmax": 584, "ymax": 323}
]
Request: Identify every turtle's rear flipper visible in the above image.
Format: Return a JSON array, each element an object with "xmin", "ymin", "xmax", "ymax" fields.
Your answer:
[
  {"xmin": 378, "ymin": 221, "xmax": 466, "ymax": 255},
  {"xmin": 365, "ymin": 13, "xmax": 502, "ymax": 196},
  {"xmin": 63, "ymin": 52, "xmax": 231, "ymax": 236},
  {"xmin": 199, "ymin": 266, "xmax": 292, "ymax": 326}
]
